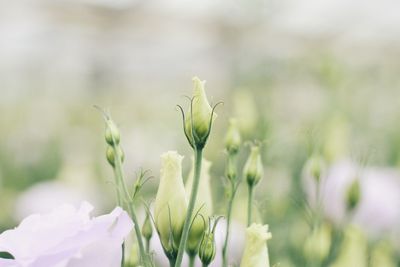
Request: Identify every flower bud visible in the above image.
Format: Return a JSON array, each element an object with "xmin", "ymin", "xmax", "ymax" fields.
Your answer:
[
  {"xmin": 154, "ymin": 151, "xmax": 187, "ymax": 257},
  {"xmin": 184, "ymin": 77, "xmax": 216, "ymax": 149},
  {"xmin": 330, "ymin": 225, "xmax": 367, "ymax": 267},
  {"xmin": 142, "ymin": 213, "xmax": 153, "ymax": 241},
  {"xmin": 225, "ymin": 118, "xmax": 241, "ymax": 154},
  {"xmin": 105, "ymin": 120, "xmax": 120, "ymax": 145},
  {"xmin": 106, "ymin": 146, "xmax": 125, "ymax": 167},
  {"xmin": 199, "ymin": 232, "xmax": 216, "ymax": 266},
  {"xmin": 243, "ymin": 145, "xmax": 264, "ymax": 187},
  {"xmin": 303, "ymin": 154, "xmax": 326, "ymax": 183},
  {"xmin": 346, "ymin": 179, "xmax": 361, "ymax": 212},
  {"xmin": 240, "ymin": 224, "xmax": 272, "ymax": 267},
  {"xmin": 185, "ymin": 158, "xmax": 213, "ymax": 256},
  {"xmin": 226, "ymin": 155, "xmax": 237, "ymax": 182},
  {"xmin": 370, "ymin": 241, "xmax": 396, "ymax": 267},
  {"xmin": 304, "ymin": 223, "xmax": 332, "ymax": 263}
]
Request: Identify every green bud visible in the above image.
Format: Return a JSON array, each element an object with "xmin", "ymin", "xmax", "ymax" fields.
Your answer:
[
  {"xmin": 370, "ymin": 241, "xmax": 396, "ymax": 267},
  {"xmin": 346, "ymin": 179, "xmax": 361, "ymax": 212},
  {"xmin": 304, "ymin": 154, "xmax": 326, "ymax": 183},
  {"xmin": 243, "ymin": 145, "xmax": 264, "ymax": 187},
  {"xmin": 304, "ymin": 223, "xmax": 332, "ymax": 263},
  {"xmin": 240, "ymin": 224, "xmax": 272, "ymax": 267},
  {"xmin": 185, "ymin": 158, "xmax": 213, "ymax": 256},
  {"xmin": 226, "ymin": 155, "xmax": 237, "ymax": 182},
  {"xmin": 225, "ymin": 118, "xmax": 241, "ymax": 154},
  {"xmin": 199, "ymin": 232, "xmax": 216, "ymax": 266},
  {"xmin": 154, "ymin": 151, "xmax": 187, "ymax": 257},
  {"xmin": 142, "ymin": 213, "xmax": 153, "ymax": 241},
  {"xmin": 105, "ymin": 120, "xmax": 120, "ymax": 145},
  {"xmin": 330, "ymin": 225, "xmax": 367, "ymax": 267},
  {"xmin": 106, "ymin": 146, "xmax": 125, "ymax": 167},
  {"xmin": 184, "ymin": 77, "xmax": 217, "ymax": 149}
]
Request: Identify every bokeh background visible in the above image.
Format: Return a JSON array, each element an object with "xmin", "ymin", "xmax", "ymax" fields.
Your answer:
[{"xmin": 1, "ymin": 0, "xmax": 400, "ymax": 266}]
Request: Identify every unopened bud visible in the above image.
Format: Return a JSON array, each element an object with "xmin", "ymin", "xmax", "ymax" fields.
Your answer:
[
  {"xmin": 142, "ymin": 213, "xmax": 153, "ymax": 241},
  {"xmin": 346, "ymin": 179, "xmax": 361, "ymax": 212},
  {"xmin": 225, "ymin": 118, "xmax": 241, "ymax": 154},
  {"xmin": 106, "ymin": 146, "xmax": 125, "ymax": 167},
  {"xmin": 184, "ymin": 77, "xmax": 217, "ymax": 149},
  {"xmin": 304, "ymin": 154, "xmax": 326, "ymax": 183},
  {"xmin": 243, "ymin": 145, "xmax": 264, "ymax": 187},
  {"xmin": 199, "ymin": 232, "xmax": 216, "ymax": 266},
  {"xmin": 154, "ymin": 151, "xmax": 187, "ymax": 256},
  {"xmin": 226, "ymin": 155, "xmax": 237, "ymax": 181},
  {"xmin": 105, "ymin": 120, "xmax": 120, "ymax": 145}
]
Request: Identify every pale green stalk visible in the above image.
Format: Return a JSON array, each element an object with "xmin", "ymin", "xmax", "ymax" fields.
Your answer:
[
  {"xmin": 169, "ymin": 257, "xmax": 177, "ymax": 267},
  {"xmin": 145, "ymin": 239, "xmax": 150, "ymax": 254},
  {"xmin": 247, "ymin": 185, "xmax": 254, "ymax": 226},
  {"xmin": 174, "ymin": 149, "xmax": 203, "ymax": 267},
  {"xmin": 112, "ymin": 145, "xmax": 151, "ymax": 267},
  {"xmin": 189, "ymin": 255, "xmax": 196, "ymax": 267},
  {"xmin": 222, "ymin": 181, "xmax": 236, "ymax": 267}
]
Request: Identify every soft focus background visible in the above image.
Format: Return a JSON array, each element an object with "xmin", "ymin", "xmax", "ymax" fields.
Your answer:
[{"xmin": 1, "ymin": 0, "xmax": 400, "ymax": 266}]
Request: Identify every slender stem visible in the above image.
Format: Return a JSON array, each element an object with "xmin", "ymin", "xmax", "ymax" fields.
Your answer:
[
  {"xmin": 121, "ymin": 243, "xmax": 125, "ymax": 267},
  {"xmin": 175, "ymin": 149, "xmax": 203, "ymax": 267},
  {"xmin": 202, "ymin": 264, "xmax": 208, "ymax": 267},
  {"xmin": 112, "ymin": 145, "xmax": 150, "ymax": 267},
  {"xmin": 222, "ymin": 181, "xmax": 236, "ymax": 267},
  {"xmin": 145, "ymin": 238, "xmax": 150, "ymax": 254},
  {"xmin": 189, "ymin": 255, "xmax": 195, "ymax": 267},
  {"xmin": 247, "ymin": 185, "xmax": 254, "ymax": 226},
  {"xmin": 169, "ymin": 257, "xmax": 177, "ymax": 267}
]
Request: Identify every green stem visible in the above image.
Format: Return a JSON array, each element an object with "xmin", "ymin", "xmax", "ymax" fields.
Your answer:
[
  {"xmin": 112, "ymin": 145, "xmax": 150, "ymax": 267},
  {"xmin": 169, "ymin": 257, "xmax": 177, "ymax": 267},
  {"xmin": 145, "ymin": 238, "xmax": 150, "ymax": 254},
  {"xmin": 247, "ymin": 185, "xmax": 254, "ymax": 226},
  {"xmin": 121, "ymin": 243, "xmax": 125, "ymax": 267},
  {"xmin": 189, "ymin": 255, "xmax": 195, "ymax": 267},
  {"xmin": 202, "ymin": 264, "xmax": 208, "ymax": 267},
  {"xmin": 175, "ymin": 148, "xmax": 203, "ymax": 267},
  {"xmin": 222, "ymin": 181, "xmax": 236, "ymax": 267}
]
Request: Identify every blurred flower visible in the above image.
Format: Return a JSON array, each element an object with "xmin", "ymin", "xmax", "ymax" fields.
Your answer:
[
  {"xmin": 323, "ymin": 114, "xmax": 349, "ymax": 162},
  {"xmin": 330, "ymin": 225, "xmax": 367, "ymax": 267},
  {"xmin": 225, "ymin": 118, "xmax": 241, "ymax": 155},
  {"xmin": 303, "ymin": 223, "xmax": 332, "ymax": 263},
  {"xmin": 0, "ymin": 202, "xmax": 133, "ymax": 267},
  {"xmin": 370, "ymin": 240, "xmax": 396, "ymax": 267},
  {"xmin": 240, "ymin": 223, "xmax": 272, "ymax": 267},
  {"xmin": 185, "ymin": 157, "xmax": 213, "ymax": 256},
  {"xmin": 233, "ymin": 90, "xmax": 258, "ymax": 136},
  {"xmin": 244, "ymin": 145, "xmax": 264, "ymax": 187},
  {"xmin": 303, "ymin": 160, "xmax": 400, "ymax": 236},
  {"xmin": 154, "ymin": 151, "xmax": 187, "ymax": 257}
]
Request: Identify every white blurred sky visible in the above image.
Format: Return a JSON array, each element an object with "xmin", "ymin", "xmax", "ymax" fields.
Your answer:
[{"xmin": 0, "ymin": 0, "xmax": 399, "ymax": 99}]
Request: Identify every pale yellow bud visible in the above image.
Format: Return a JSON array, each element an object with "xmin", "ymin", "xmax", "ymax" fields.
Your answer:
[
  {"xmin": 330, "ymin": 225, "xmax": 367, "ymax": 267},
  {"xmin": 240, "ymin": 224, "xmax": 272, "ymax": 267},
  {"xmin": 303, "ymin": 154, "xmax": 326, "ymax": 183},
  {"xmin": 185, "ymin": 77, "xmax": 216, "ymax": 149},
  {"xmin": 185, "ymin": 158, "xmax": 213, "ymax": 255},
  {"xmin": 105, "ymin": 119, "xmax": 120, "ymax": 145},
  {"xmin": 304, "ymin": 223, "xmax": 332, "ymax": 263},
  {"xmin": 225, "ymin": 118, "xmax": 241, "ymax": 154},
  {"xmin": 244, "ymin": 145, "xmax": 264, "ymax": 187},
  {"xmin": 154, "ymin": 151, "xmax": 188, "ymax": 255},
  {"xmin": 106, "ymin": 146, "xmax": 125, "ymax": 167},
  {"xmin": 370, "ymin": 241, "xmax": 396, "ymax": 267}
]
